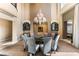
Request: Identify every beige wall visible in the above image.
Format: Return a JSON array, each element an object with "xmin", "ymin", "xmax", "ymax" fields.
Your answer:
[
  {"xmin": 30, "ymin": 3, "xmax": 51, "ymax": 20},
  {"xmin": 30, "ymin": 3, "xmax": 51, "ymax": 34},
  {"xmin": 57, "ymin": 4, "xmax": 63, "ymax": 38},
  {"xmin": 0, "ymin": 3, "xmax": 17, "ymax": 17},
  {"xmin": 63, "ymin": 8, "xmax": 74, "ymax": 21},
  {"xmin": 51, "ymin": 4, "xmax": 57, "ymax": 20},
  {"xmin": 61, "ymin": 3, "xmax": 76, "ymax": 14},
  {"xmin": 0, "ymin": 19, "xmax": 12, "ymax": 42},
  {"xmin": 24, "ymin": 4, "xmax": 30, "ymax": 20}
]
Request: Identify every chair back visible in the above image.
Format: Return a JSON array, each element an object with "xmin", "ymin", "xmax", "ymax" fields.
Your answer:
[
  {"xmin": 21, "ymin": 34, "xmax": 28, "ymax": 41},
  {"xmin": 53, "ymin": 35, "xmax": 60, "ymax": 50},
  {"xmin": 43, "ymin": 37, "xmax": 52, "ymax": 54},
  {"xmin": 21, "ymin": 34, "xmax": 30, "ymax": 50},
  {"xmin": 27, "ymin": 38, "xmax": 36, "ymax": 54}
]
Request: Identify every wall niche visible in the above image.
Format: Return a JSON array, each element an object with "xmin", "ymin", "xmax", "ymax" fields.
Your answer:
[{"xmin": 33, "ymin": 23, "xmax": 48, "ymax": 36}]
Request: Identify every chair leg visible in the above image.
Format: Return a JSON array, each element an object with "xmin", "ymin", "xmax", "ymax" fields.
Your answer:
[
  {"xmin": 27, "ymin": 53, "xmax": 29, "ymax": 56},
  {"xmin": 53, "ymin": 50, "xmax": 56, "ymax": 54},
  {"xmin": 50, "ymin": 53, "xmax": 51, "ymax": 56},
  {"xmin": 50, "ymin": 50, "xmax": 52, "ymax": 56},
  {"xmin": 24, "ymin": 48, "xmax": 26, "ymax": 51},
  {"xmin": 27, "ymin": 53, "xmax": 34, "ymax": 56},
  {"xmin": 29, "ymin": 54, "xmax": 32, "ymax": 56},
  {"xmin": 43, "ymin": 54, "xmax": 46, "ymax": 56}
]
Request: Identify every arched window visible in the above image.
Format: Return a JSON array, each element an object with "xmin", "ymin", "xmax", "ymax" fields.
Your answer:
[
  {"xmin": 23, "ymin": 22, "xmax": 30, "ymax": 31},
  {"xmin": 51, "ymin": 22, "xmax": 59, "ymax": 31}
]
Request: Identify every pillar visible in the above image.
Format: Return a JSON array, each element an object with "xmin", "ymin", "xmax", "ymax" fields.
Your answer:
[
  {"xmin": 57, "ymin": 4, "xmax": 63, "ymax": 38},
  {"xmin": 73, "ymin": 4, "xmax": 79, "ymax": 48}
]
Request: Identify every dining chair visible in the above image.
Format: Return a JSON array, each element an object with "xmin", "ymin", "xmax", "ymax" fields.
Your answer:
[
  {"xmin": 27, "ymin": 37, "xmax": 39, "ymax": 56},
  {"xmin": 21, "ymin": 34, "xmax": 28, "ymax": 51},
  {"xmin": 40, "ymin": 37, "xmax": 52, "ymax": 56},
  {"xmin": 52, "ymin": 34, "xmax": 60, "ymax": 54}
]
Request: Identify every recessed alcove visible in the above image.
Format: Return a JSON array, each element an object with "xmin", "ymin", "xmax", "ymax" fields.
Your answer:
[
  {"xmin": 0, "ymin": 19, "xmax": 12, "ymax": 43},
  {"xmin": 33, "ymin": 23, "xmax": 48, "ymax": 36}
]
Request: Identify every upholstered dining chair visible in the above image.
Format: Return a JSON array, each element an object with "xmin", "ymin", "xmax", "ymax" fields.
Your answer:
[
  {"xmin": 27, "ymin": 37, "xmax": 39, "ymax": 56},
  {"xmin": 40, "ymin": 37, "xmax": 52, "ymax": 56},
  {"xmin": 52, "ymin": 34, "xmax": 60, "ymax": 54},
  {"xmin": 21, "ymin": 34, "xmax": 28, "ymax": 51}
]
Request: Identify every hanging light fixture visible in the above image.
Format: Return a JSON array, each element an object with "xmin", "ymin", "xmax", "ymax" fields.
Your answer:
[{"xmin": 34, "ymin": 9, "xmax": 47, "ymax": 25}]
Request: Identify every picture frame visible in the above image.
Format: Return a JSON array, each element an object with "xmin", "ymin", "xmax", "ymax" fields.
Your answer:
[{"xmin": 38, "ymin": 26, "xmax": 43, "ymax": 32}]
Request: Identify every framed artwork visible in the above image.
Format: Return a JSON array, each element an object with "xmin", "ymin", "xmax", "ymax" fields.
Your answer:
[{"xmin": 38, "ymin": 27, "xmax": 43, "ymax": 32}]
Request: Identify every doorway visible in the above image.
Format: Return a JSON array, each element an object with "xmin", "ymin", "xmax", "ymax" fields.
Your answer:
[{"xmin": 62, "ymin": 8, "xmax": 74, "ymax": 44}]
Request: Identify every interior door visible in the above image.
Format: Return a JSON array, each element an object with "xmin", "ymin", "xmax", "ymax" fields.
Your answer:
[{"xmin": 63, "ymin": 21, "xmax": 67, "ymax": 39}]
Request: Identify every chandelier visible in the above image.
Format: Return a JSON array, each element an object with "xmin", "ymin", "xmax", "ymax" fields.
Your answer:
[{"xmin": 34, "ymin": 10, "xmax": 47, "ymax": 25}]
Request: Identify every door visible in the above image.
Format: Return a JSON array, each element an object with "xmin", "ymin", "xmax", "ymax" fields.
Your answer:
[{"xmin": 63, "ymin": 21, "xmax": 67, "ymax": 39}]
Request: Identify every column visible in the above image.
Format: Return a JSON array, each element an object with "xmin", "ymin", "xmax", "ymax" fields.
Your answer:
[
  {"xmin": 73, "ymin": 4, "xmax": 79, "ymax": 48},
  {"xmin": 57, "ymin": 4, "xmax": 63, "ymax": 38},
  {"xmin": 51, "ymin": 3, "xmax": 57, "ymax": 33}
]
